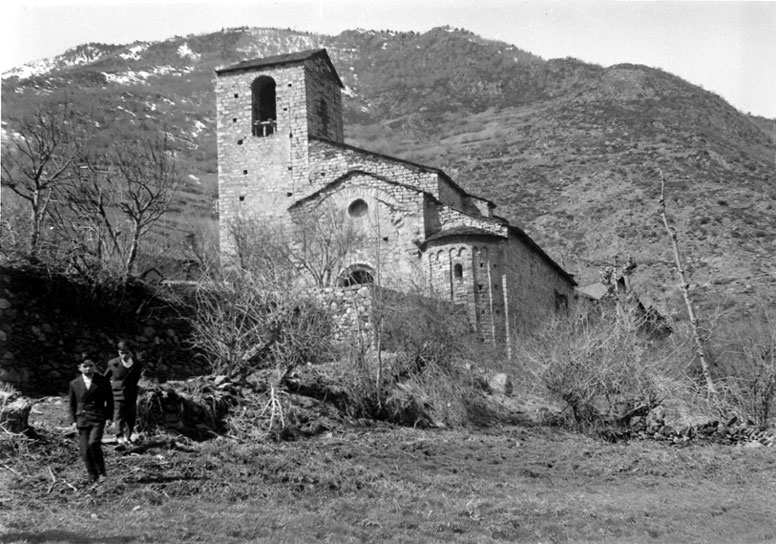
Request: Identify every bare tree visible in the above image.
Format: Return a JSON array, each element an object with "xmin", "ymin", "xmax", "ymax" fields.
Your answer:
[
  {"xmin": 228, "ymin": 214, "xmax": 295, "ymax": 285},
  {"xmin": 228, "ymin": 203, "xmax": 367, "ymax": 288},
  {"xmin": 59, "ymin": 132, "xmax": 183, "ymax": 279},
  {"xmin": 1, "ymin": 103, "xmax": 82, "ymax": 258},
  {"xmin": 289, "ymin": 204, "xmax": 366, "ymax": 287},
  {"xmin": 109, "ymin": 132, "xmax": 182, "ymax": 277}
]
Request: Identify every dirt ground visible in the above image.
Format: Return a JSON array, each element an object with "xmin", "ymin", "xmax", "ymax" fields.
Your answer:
[{"xmin": 1, "ymin": 396, "xmax": 775, "ymax": 544}]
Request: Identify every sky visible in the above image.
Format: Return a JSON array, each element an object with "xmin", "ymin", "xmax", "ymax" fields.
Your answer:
[{"xmin": 1, "ymin": 1, "xmax": 775, "ymax": 118}]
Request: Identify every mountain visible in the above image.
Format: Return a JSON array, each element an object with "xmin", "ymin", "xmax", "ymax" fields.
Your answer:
[{"xmin": 2, "ymin": 26, "xmax": 775, "ymax": 321}]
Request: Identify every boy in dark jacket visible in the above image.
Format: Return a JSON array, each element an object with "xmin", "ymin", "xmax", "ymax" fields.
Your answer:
[
  {"xmin": 69, "ymin": 357, "xmax": 113, "ymax": 483},
  {"xmin": 104, "ymin": 340, "xmax": 143, "ymax": 444}
]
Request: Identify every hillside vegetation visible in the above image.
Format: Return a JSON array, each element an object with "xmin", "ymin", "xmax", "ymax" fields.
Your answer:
[{"xmin": 2, "ymin": 25, "xmax": 775, "ymax": 320}]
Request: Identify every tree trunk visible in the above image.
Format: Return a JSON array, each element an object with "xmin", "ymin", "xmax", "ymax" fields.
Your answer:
[{"xmin": 659, "ymin": 171, "xmax": 717, "ymax": 395}]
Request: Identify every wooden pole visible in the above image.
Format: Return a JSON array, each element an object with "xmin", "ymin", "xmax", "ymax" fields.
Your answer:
[{"xmin": 659, "ymin": 170, "xmax": 717, "ymax": 395}]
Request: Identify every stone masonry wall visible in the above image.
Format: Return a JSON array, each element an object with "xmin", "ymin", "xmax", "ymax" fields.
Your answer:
[
  {"xmin": 0, "ymin": 268, "xmax": 207, "ymax": 396},
  {"xmin": 216, "ymin": 64, "xmax": 300, "ymax": 255},
  {"xmin": 432, "ymin": 202, "xmax": 508, "ymax": 237},
  {"xmin": 217, "ymin": 57, "xmax": 343, "ymax": 257},
  {"xmin": 314, "ymin": 285, "xmax": 373, "ymax": 345},
  {"xmin": 305, "ymin": 56, "xmax": 344, "ymax": 142},
  {"xmin": 308, "ymin": 139, "xmax": 465, "ymax": 210},
  {"xmin": 426, "ymin": 240, "xmax": 507, "ymax": 344},
  {"xmin": 291, "ymin": 173, "xmax": 428, "ymax": 290},
  {"xmin": 503, "ymin": 235, "xmax": 575, "ymax": 337}
]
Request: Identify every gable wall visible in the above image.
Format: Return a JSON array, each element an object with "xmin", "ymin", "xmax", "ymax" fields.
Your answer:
[
  {"xmin": 308, "ymin": 140, "xmax": 465, "ymax": 209},
  {"xmin": 291, "ymin": 173, "xmax": 427, "ymax": 290}
]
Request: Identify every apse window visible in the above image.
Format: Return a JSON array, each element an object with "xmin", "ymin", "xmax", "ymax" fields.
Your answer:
[
  {"xmin": 453, "ymin": 263, "xmax": 463, "ymax": 280},
  {"xmin": 348, "ymin": 198, "xmax": 368, "ymax": 218}
]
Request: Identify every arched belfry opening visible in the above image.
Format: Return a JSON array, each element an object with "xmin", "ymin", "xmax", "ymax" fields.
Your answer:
[
  {"xmin": 338, "ymin": 264, "xmax": 375, "ymax": 287},
  {"xmin": 251, "ymin": 76, "xmax": 276, "ymax": 137}
]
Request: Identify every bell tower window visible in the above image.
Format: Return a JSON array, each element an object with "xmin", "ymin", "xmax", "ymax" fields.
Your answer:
[{"xmin": 252, "ymin": 76, "xmax": 276, "ymax": 137}]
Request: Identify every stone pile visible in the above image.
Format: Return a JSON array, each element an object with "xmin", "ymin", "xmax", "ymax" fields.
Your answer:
[{"xmin": 631, "ymin": 407, "xmax": 775, "ymax": 447}]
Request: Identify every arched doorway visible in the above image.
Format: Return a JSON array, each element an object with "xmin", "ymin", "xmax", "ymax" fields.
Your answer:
[{"xmin": 338, "ymin": 264, "xmax": 375, "ymax": 287}]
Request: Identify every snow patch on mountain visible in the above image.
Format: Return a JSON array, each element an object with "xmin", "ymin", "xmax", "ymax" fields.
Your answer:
[
  {"xmin": 177, "ymin": 43, "xmax": 200, "ymax": 61},
  {"xmin": 120, "ymin": 44, "xmax": 148, "ymax": 61},
  {"xmin": 102, "ymin": 65, "xmax": 190, "ymax": 85},
  {"xmin": 191, "ymin": 120, "xmax": 207, "ymax": 137},
  {"xmin": 2, "ymin": 60, "xmax": 54, "ymax": 80},
  {"xmin": 104, "ymin": 71, "xmax": 150, "ymax": 85}
]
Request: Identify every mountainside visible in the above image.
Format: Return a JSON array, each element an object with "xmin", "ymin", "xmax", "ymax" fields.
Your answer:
[{"xmin": 2, "ymin": 26, "xmax": 775, "ymax": 320}]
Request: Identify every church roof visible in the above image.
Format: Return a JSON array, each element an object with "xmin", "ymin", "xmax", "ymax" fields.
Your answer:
[
  {"xmin": 215, "ymin": 49, "xmax": 344, "ymax": 88},
  {"xmin": 309, "ymin": 136, "xmax": 496, "ymax": 208},
  {"xmin": 424, "ymin": 226, "xmax": 504, "ymax": 245}
]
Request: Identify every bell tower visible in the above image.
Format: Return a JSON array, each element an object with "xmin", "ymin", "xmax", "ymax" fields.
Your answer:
[{"xmin": 215, "ymin": 49, "xmax": 344, "ymax": 256}]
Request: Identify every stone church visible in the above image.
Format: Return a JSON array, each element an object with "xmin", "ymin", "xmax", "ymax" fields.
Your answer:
[{"xmin": 215, "ymin": 49, "xmax": 576, "ymax": 349}]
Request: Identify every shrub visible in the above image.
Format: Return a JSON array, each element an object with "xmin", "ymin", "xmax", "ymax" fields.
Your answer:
[
  {"xmin": 520, "ymin": 308, "xmax": 682, "ymax": 432},
  {"xmin": 714, "ymin": 306, "xmax": 776, "ymax": 428},
  {"xmin": 187, "ymin": 273, "xmax": 336, "ymax": 379},
  {"xmin": 336, "ymin": 287, "xmax": 483, "ymax": 427}
]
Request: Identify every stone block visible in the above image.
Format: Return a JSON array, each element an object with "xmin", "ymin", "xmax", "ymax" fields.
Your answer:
[
  {"xmin": 0, "ymin": 396, "xmax": 32, "ymax": 433},
  {"xmin": 488, "ymin": 372, "xmax": 513, "ymax": 396}
]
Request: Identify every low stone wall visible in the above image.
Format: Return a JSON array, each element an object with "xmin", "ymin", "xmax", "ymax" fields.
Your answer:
[
  {"xmin": 0, "ymin": 267, "xmax": 208, "ymax": 396},
  {"xmin": 314, "ymin": 285, "xmax": 373, "ymax": 344}
]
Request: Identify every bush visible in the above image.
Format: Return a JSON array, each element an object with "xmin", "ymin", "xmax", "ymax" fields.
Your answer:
[
  {"xmin": 714, "ymin": 306, "xmax": 776, "ymax": 429},
  {"xmin": 187, "ymin": 273, "xmax": 336, "ymax": 379},
  {"xmin": 335, "ymin": 287, "xmax": 483, "ymax": 428},
  {"xmin": 520, "ymin": 308, "xmax": 683, "ymax": 432}
]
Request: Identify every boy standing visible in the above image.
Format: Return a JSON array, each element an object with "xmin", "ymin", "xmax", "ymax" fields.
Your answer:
[
  {"xmin": 69, "ymin": 357, "xmax": 113, "ymax": 484},
  {"xmin": 104, "ymin": 340, "xmax": 143, "ymax": 444}
]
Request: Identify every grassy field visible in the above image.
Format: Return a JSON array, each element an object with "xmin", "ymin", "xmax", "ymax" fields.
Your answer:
[{"xmin": 2, "ymin": 406, "xmax": 775, "ymax": 544}]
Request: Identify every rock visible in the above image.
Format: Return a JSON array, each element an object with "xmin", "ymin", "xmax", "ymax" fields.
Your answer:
[
  {"xmin": 629, "ymin": 415, "xmax": 646, "ymax": 432},
  {"xmin": 698, "ymin": 420, "xmax": 719, "ymax": 435},
  {"xmin": 743, "ymin": 440, "xmax": 764, "ymax": 449},
  {"xmin": 289, "ymin": 394, "xmax": 319, "ymax": 410},
  {"xmin": 660, "ymin": 425, "xmax": 675, "ymax": 437},
  {"xmin": 0, "ymin": 397, "xmax": 32, "ymax": 433},
  {"xmin": 646, "ymin": 406, "xmax": 666, "ymax": 433},
  {"xmin": 488, "ymin": 373, "xmax": 513, "ymax": 396}
]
